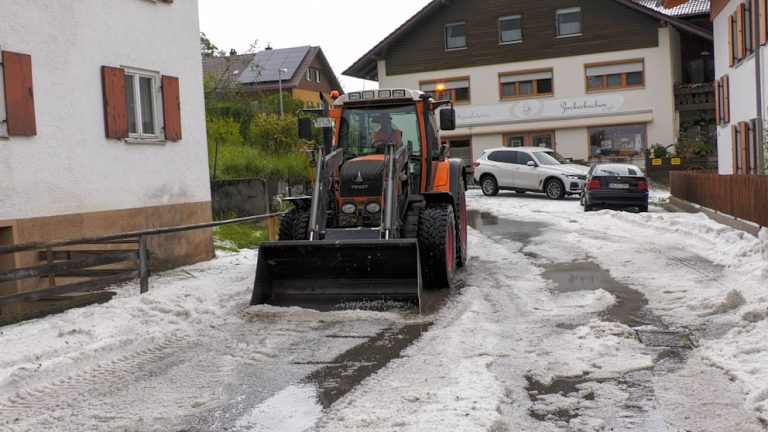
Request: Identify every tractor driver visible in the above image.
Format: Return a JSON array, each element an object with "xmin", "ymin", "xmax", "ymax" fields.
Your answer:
[{"xmin": 372, "ymin": 113, "xmax": 403, "ymax": 148}]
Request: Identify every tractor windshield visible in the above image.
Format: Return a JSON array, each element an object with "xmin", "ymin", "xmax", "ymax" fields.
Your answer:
[{"xmin": 338, "ymin": 105, "xmax": 421, "ymax": 157}]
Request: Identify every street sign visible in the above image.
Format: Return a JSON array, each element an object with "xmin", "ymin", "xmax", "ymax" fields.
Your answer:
[{"xmin": 313, "ymin": 117, "xmax": 334, "ymax": 128}]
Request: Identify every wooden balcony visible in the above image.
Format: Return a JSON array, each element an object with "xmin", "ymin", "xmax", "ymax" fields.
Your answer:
[{"xmin": 674, "ymin": 82, "xmax": 715, "ymax": 111}]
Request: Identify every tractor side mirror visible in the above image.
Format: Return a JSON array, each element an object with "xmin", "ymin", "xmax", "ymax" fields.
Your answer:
[
  {"xmin": 439, "ymin": 108, "xmax": 456, "ymax": 131},
  {"xmin": 298, "ymin": 117, "xmax": 312, "ymax": 140}
]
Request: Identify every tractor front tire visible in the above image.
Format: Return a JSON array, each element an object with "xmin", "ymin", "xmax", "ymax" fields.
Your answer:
[
  {"xmin": 278, "ymin": 208, "xmax": 310, "ymax": 240},
  {"xmin": 418, "ymin": 203, "xmax": 456, "ymax": 290}
]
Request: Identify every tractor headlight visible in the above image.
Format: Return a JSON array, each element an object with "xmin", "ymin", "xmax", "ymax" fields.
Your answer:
[
  {"xmin": 341, "ymin": 203, "xmax": 357, "ymax": 214},
  {"xmin": 365, "ymin": 202, "xmax": 381, "ymax": 213}
]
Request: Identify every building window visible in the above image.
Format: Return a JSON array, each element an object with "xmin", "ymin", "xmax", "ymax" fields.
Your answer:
[
  {"xmin": 442, "ymin": 138, "xmax": 472, "ymax": 168},
  {"xmin": 124, "ymin": 70, "xmax": 159, "ymax": 138},
  {"xmin": 715, "ymin": 74, "xmax": 730, "ymax": 125},
  {"xmin": 445, "ymin": 22, "xmax": 467, "ymax": 50},
  {"xmin": 729, "ymin": 3, "xmax": 755, "ymax": 66},
  {"xmin": 733, "ymin": 120, "xmax": 761, "ymax": 174},
  {"xmin": 499, "ymin": 69, "xmax": 553, "ymax": 99},
  {"xmin": 315, "ymin": 70, "xmax": 321, "ymax": 82},
  {"xmin": 556, "ymin": 7, "xmax": 581, "ymax": 37},
  {"xmin": 306, "ymin": 69, "xmax": 312, "ymax": 81},
  {"xmin": 499, "ymin": 15, "xmax": 522, "ymax": 44},
  {"xmin": 420, "ymin": 77, "xmax": 470, "ymax": 103},
  {"xmin": 502, "ymin": 131, "xmax": 554, "ymax": 148},
  {"xmin": 589, "ymin": 124, "xmax": 646, "ymax": 157},
  {"xmin": 585, "ymin": 60, "xmax": 644, "ymax": 92}
]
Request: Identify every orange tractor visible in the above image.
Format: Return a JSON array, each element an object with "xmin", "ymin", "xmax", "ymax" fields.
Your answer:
[{"xmin": 250, "ymin": 89, "xmax": 468, "ymax": 306}]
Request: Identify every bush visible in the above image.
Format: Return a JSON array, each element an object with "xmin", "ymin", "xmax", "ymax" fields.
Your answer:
[
  {"xmin": 247, "ymin": 113, "xmax": 304, "ymax": 154},
  {"xmin": 211, "ymin": 143, "xmax": 308, "ymax": 180}
]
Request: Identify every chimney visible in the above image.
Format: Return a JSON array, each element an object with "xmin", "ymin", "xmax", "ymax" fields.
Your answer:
[
  {"xmin": 229, "ymin": 48, "xmax": 237, "ymax": 56},
  {"xmin": 265, "ymin": 44, "xmax": 273, "ymax": 51}
]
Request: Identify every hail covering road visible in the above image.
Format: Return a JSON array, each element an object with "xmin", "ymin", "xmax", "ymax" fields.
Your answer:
[{"xmin": 0, "ymin": 188, "xmax": 767, "ymax": 431}]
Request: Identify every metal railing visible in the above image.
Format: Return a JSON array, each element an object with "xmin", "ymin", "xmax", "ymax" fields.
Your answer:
[{"xmin": 0, "ymin": 212, "xmax": 283, "ymax": 309}]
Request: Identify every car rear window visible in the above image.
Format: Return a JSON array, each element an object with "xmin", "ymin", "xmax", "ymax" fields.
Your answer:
[
  {"xmin": 593, "ymin": 165, "xmax": 643, "ymax": 176},
  {"xmin": 488, "ymin": 150, "xmax": 517, "ymax": 164}
]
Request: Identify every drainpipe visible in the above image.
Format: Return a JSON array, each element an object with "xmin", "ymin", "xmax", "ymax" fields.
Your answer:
[{"xmin": 755, "ymin": 8, "xmax": 765, "ymax": 175}]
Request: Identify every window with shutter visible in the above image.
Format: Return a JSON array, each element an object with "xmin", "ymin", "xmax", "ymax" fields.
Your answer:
[{"xmin": 2, "ymin": 51, "xmax": 37, "ymax": 136}]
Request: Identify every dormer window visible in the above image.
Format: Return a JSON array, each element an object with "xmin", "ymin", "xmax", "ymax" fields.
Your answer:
[
  {"xmin": 444, "ymin": 22, "xmax": 467, "ymax": 50},
  {"xmin": 556, "ymin": 7, "xmax": 581, "ymax": 37}
]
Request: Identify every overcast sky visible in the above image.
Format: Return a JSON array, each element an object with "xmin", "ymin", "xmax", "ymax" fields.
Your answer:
[{"xmin": 197, "ymin": 0, "xmax": 433, "ymax": 91}]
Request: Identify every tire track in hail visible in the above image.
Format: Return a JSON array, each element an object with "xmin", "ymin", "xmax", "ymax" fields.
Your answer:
[{"xmin": 0, "ymin": 334, "xmax": 192, "ymax": 430}]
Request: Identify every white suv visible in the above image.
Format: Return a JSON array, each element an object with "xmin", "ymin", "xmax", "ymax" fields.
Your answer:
[{"xmin": 472, "ymin": 147, "xmax": 589, "ymax": 199}]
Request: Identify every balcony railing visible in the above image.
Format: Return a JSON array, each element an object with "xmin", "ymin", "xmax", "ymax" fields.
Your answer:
[{"xmin": 674, "ymin": 82, "xmax": 715, "ymax": 111}]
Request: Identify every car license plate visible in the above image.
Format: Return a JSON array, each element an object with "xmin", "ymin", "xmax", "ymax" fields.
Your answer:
[{"xmin": 609, "ymin": 183, "xmax": 629, "ymax": 189}]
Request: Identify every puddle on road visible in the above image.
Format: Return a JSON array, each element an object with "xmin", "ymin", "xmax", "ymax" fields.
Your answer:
[
  {"xmin": 526, "ymin": 375, "xmax": 594, "ymax": 423},
  {"xmin": 466, "ymin": 210, "xmax": 547, "ymax": 247},
  {"xmin": 301, "ymin": 323, "xmax": 431, "ymax": 409},
  {"xmin": 542, "ymin": 261, "xmax": 655, "ymax": 328}
]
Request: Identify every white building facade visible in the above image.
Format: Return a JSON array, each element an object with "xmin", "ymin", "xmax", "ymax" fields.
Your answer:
[
  {"xmin": 378, "ymin": 29, "xmax": 679, "ymax": 166},
  {"xmin": 711, "ymin": 0, "xmax": 768, "ymax": 174},
  {"xmin": 0, "ymin": 0, "xmax": 213, "ymax": 296}
]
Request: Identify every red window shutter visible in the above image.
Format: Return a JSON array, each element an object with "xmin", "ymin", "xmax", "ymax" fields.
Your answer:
[
  {"xmin": 723, "ymin": 75, "xmax": 730, "ymax": 124},
  {"xmin": 729, "ymin": 15, "xmax": 735, "ymax": 66},
  {"xmin": 2, "ymin": 51, "xmax": 37, "ymax": 136},
  {"xmin": 714, "ymin": 79, "xmax": 720, "ymax": 125},
  {"xmin": 763, "ymin": 0, "xmax": 768, "ymax": 45},
  {"xmin": 740, "ymin": 121, "xmax": 750, "ymax": 173},
  {"xmin": 731, "ymin": 125, "xmax": 736, "ymax": 173},
  {"xmin": 101, "ymin": 66, "xmax": 128, "ymax": 139},
  {"xmin": 161, "ymin": 75, "xmax": 182, "ymax": 141},
  {"xmin": 737, "ymin": 6, "xmax": 746, "ymax": 60}
]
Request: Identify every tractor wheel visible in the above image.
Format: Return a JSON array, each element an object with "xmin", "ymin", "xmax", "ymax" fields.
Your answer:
[
  {"xmin": 455, "ymin": 177, "xmax": 468, "ymax": 268},
  {"xmin": 278, "ymin": 208, "xmax": 310, "ymax": 240},
  {"xmin": 418, "ymin": 203, "xmax": 456, "ymax": 290}
]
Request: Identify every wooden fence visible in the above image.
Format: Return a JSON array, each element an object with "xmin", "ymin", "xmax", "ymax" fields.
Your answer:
[{"xmin": 670, "ymin": 172, "xmax": 768, "ymax": 228}]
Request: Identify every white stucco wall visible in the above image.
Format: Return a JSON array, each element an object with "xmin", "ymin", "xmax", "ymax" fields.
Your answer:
[
  {"xmin": 378, "ymin": 27, "xmax": 677, "ymax": 164},
  {"xmin": 713, "ymin": 0, "xmax": 761, "ymax": 174},
  {"xmin": 0, "ymin": 0, "xmax": 209, "ymax": 220}
]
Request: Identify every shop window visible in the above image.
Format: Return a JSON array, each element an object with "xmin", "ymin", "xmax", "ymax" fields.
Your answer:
[
  {"xmin": 502, "ymin": 131, "xmax": 554, "ymax": 148},
  {"xmin": 445, "ymin": 22, "xmax": 467, "ymax": 50},
  {"xmin": 420, "ymin": 77, "xmax": 470, "ymax": 103},
  {"xmin": 586, "ymin": 60, "xmax": 644, "ymax": 92},
  {"xmin": 556, "ymin": 7, "xmax": 581, "ymax": 37},
  {"xmin": 589, "ymin": 124, "xmax": 646, "ymax": 157},
  {"xmin": 499, "ymin": 15, "xmax": 522, "ymax": 44},
  {"xmin": 499, "ymin": 69, "xmax": 553, "ymax": 99}
]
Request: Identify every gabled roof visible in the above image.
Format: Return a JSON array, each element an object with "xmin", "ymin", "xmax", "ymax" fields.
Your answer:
[
  {"xmin": 343, "ymin": 0, "xmax": 713, "ymax": 81},
  {"xmin": 202, "ymin": 46, "xmax": 343, "ymax": 92},
  {"xmin": 634, "ymin": 0, "xmax": 710, "ymax": 17}
]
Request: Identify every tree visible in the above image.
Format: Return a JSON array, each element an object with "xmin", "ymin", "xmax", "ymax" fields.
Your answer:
[{"xmin": 200, "ymin": 32, "xmax": 219, "ymax": 58}]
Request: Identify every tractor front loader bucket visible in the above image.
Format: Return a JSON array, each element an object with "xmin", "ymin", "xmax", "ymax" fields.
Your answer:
[{"xmin": 250, "ymin": 239, "xmax": 421, "ymax": 305}]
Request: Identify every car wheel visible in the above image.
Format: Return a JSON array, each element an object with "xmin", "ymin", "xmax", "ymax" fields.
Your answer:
[
  {"xmin": 639, "ymin": 205, "xmax": 648, "ymax": 213},
  {"xmin": 480, "ymin": 176, "xmax": 499, "ymax": 196},
  {"xmin": 584, "ymin": 204, "xmax": 593, "ymax": 212},
  {"xmin": 579, "ymin": 193, "xmax": 586, "ymax": 207},
  {"xmin": 544, "ymin": 179, "xmax": 565, "ymax": 200}
]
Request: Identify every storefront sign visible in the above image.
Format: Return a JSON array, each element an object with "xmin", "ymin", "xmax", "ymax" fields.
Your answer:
[
  {"xmin": 455, "ymin": 95, "xmax": 626, "ymax": 127},
  {"xmin": 671, "ymin": 157, "xmax": 681, "ymax": 165},
  {"xmin": 652, "ymin": 158, "xmax": 662, "ymax": 166}
]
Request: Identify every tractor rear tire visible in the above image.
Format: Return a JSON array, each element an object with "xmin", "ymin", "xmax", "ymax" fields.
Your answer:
[
  {"xmin": 455, "ymin": 177, "xmax": 468, "ymax": 268},
  {"xmin": 279, "ymin": 208, "xmax": 310, "ymax": 240},
  {"xmin": 418, "ymin": 203, "xmax": 456, "ymax": 290}
]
